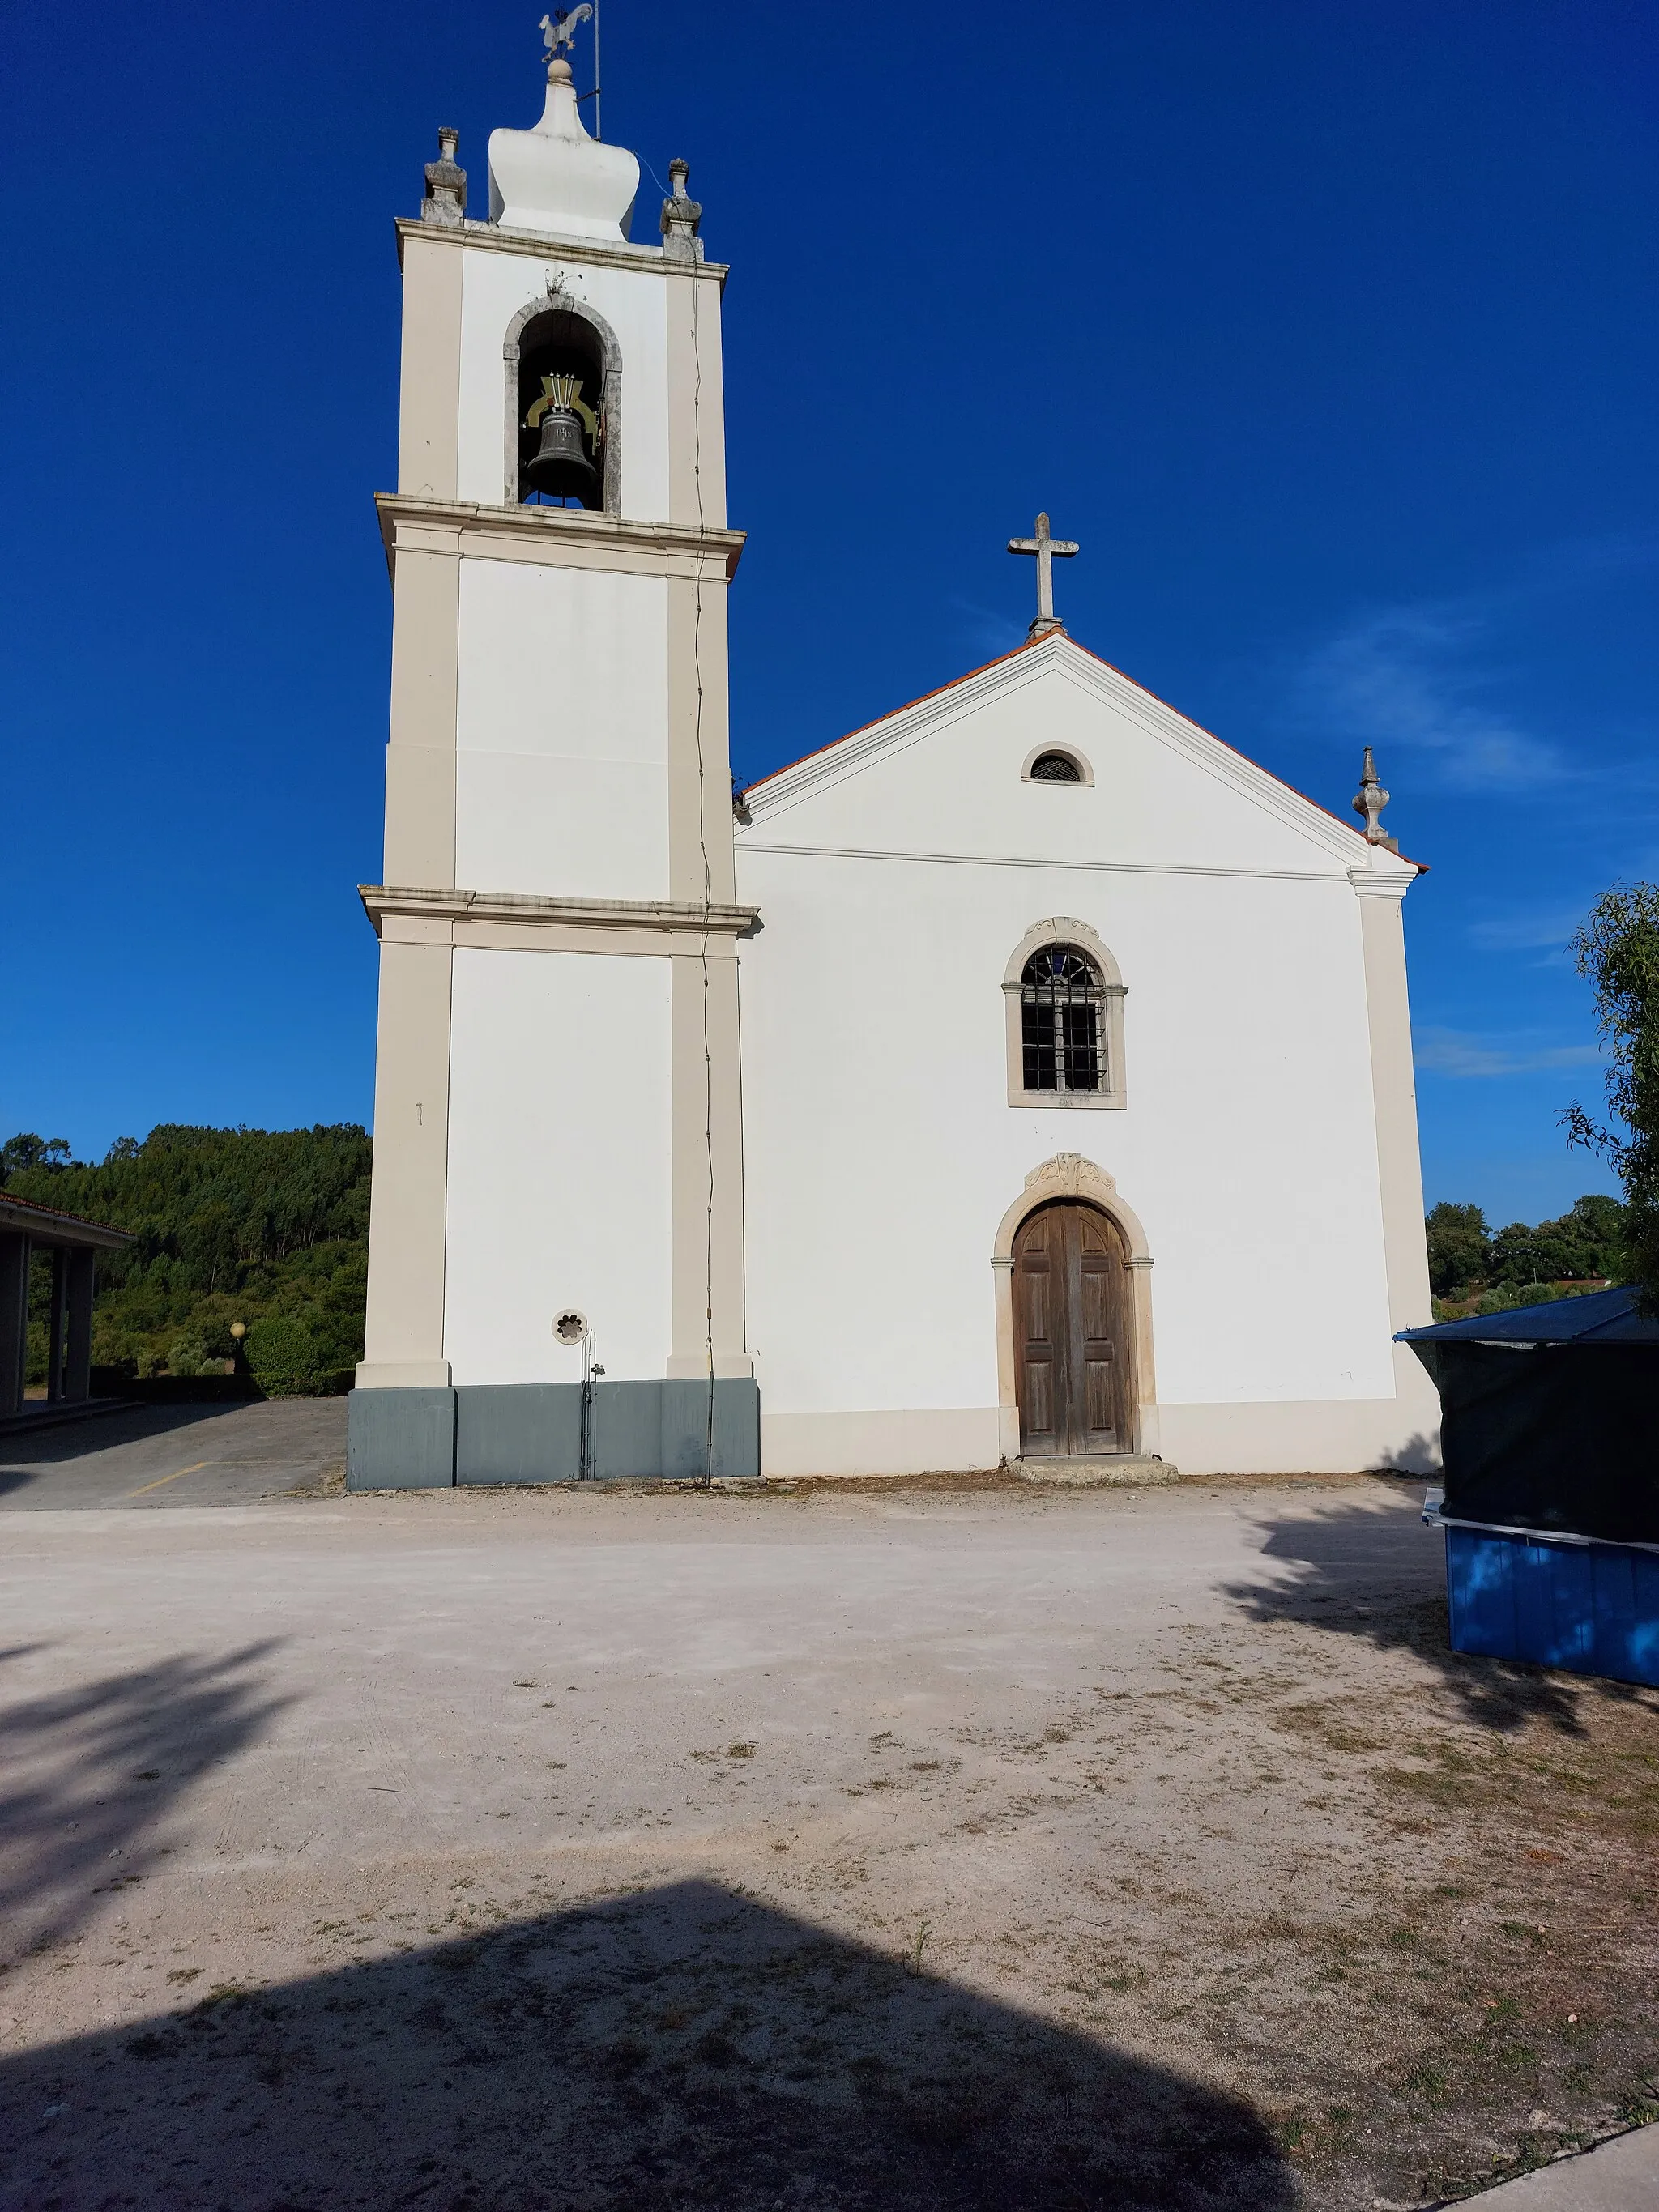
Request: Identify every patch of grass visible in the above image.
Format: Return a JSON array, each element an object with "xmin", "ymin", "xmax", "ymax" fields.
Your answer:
[
  {"xmin": 196, "ymin": 1983, "xmax": 249, "ymax": 2008},
  {"xmin": 1402, "ymin": 2061, "xmax": 1451, "ymax": 2105},
  {"xmin": 1499, "ymin": 1920, "xmax": 1548, "ymax": 1945}
]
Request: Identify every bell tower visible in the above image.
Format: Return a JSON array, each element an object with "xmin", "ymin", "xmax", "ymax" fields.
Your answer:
[{"xmin": 349, "ymin": 34, "xmax": 756, "ymax": 1487}]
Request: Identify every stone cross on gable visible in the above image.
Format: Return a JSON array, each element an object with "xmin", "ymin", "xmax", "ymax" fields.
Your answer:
[{"xmin": 1007, "ymin": 512, "xmax": 1079, "ymax": 638}]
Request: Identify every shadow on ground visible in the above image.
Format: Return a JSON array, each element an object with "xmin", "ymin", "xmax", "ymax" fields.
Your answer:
[
  {"xmin": 0, "ymin": 1879, "xmax": 1292, "ymax": 2212},
  {"xmin": 1228, "ymin": 1493, "xmax": 1659, "ymax": 1736},
  {"xmin": 0, "ymin": 1396, "xmax": 348, "ymax": 1508},
  {"xmin": 0, "ymin": 1400, "xmax": 250, "ymax": 1481},
  {"xmin": 0, "ymin": 1643, "xmax": 292, "ymax": 1958}
]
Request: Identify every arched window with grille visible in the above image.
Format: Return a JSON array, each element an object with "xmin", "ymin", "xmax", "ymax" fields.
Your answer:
[
  {"xmin": 1004, "ymin": 921, "xmax": 1127, "ymax": 1109},
  {"xmin": 1021, "ymin": 944, "xmax": 1104, "ymax": 1092}
]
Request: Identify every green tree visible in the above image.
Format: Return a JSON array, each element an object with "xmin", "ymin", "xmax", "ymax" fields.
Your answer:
[
  {"xmin": 1, "ymin": 1134, "xmax": 73, "ymax": 1179},
  {"xmin": 1425, "ymin": 1202, "xmax": 1490, "ymax": 1296},
  {"xmin": 1486, "ymin": 1194, "xmax": 1627, "ymax": 1288},
  {"xmin": 245, "ymin": 1315, "xmax": 322, "ymax": 1396},
  {"xmin": 1563, "ymin": 883, "xmax": 1659, "ymax": 1310}
]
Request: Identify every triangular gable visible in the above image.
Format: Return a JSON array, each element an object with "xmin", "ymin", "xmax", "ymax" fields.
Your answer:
[{"xmin": 740, "ymin": 631, "xmax": 1422, "ymax": 873}]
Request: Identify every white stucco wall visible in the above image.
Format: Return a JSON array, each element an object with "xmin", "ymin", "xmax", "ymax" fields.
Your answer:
[
  {"xmin": 454, "ymin": 245, "xmax": 670, "ymax": 518},
  {"xmin": 735, "ymin": 643, "xmax": 1417, "ymax": 1474},
  {"xmin": 444, "ymin": 948, "xmax": 672, "ymax": 1384},
  {"xmin": 736, "ymin": 852, "xmax": 1390, "ymax": 1408},
  {"xmin": 454, "ymin": 560, "xmax": 669, "ymax": 898}
]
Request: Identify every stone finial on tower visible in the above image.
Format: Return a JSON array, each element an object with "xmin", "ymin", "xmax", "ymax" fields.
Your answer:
[
  {"xmin": 1352, "ymin": 747, "xmax": 1398, "ymax": 852},
  {"xmin": 660, "ymin": 159, "xmax": 704, "ymax": 262},
  {"xmin": 422, "ymin": 127, "xmax": 467, "ymax": 225}
]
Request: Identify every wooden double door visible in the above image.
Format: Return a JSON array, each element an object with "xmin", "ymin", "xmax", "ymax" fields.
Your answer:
[{"xmin": 1013, "ymin": 1201, "xmax": 1132, "ymax": 1456}]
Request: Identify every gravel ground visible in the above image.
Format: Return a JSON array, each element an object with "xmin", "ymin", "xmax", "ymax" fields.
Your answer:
[{"xmin": 0, "ymin": 1468, "xmax": 1654, "ymax": 2210}]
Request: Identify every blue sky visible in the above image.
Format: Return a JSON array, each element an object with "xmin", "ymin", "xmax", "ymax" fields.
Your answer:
[{"xmin": 4, "ymin": 0, "xmax": 1656, "ymax": 1226}]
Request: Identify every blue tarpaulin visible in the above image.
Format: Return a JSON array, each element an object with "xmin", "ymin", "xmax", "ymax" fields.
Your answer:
[{"xmin": 1400, "ymin": 1288, "xmax": 1659, "ymax": 1686}]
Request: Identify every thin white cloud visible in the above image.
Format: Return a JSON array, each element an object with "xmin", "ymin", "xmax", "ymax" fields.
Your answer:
[
  {"xmin": 1414, "ymin": 1026, "xmax": 1602, "ymax": 1079},
  {"xmin": 951, "ymin": 599, "xmax": 1025, "ymax": 660},
  {"xmin": 1466, "ymin": 906, "xmax": 1586, "ymax": 953},
  {"xmin": 1300, "ymin": 609, "xmax": 1563, "ymax": 790}
]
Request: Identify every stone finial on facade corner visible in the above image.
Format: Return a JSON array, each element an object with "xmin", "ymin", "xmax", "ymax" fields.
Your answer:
[
  {"xmin": 660, "ymin": 157, "xmax": 704, "ymax": 262},
  {"xmin": 1352, "ymin": 746, "xmax": 1399, "ymax": 853},
  {"xmin": 422, "ymin": 127, "xmax": 467, "ymax": 225}
]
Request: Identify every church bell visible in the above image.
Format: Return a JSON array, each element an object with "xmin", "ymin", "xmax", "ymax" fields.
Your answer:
[{"xmin": 524, "ymin": 373, "xmax": 599, "ymax": 501}]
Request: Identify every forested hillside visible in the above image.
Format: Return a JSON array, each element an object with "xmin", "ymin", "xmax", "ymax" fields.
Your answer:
[{"xmin": 1, "ymin": 1124, "xmax": 370, "ymax": 1393}]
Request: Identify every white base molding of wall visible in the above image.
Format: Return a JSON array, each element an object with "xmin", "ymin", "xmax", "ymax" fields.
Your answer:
[
  {"xmin": 759, "ymin": 1387, "xmax": 1440, "ymax": 1481},
  {"xmin": 759, "ymin": 1408, "xmax": 1004, "ymax": 1480}
]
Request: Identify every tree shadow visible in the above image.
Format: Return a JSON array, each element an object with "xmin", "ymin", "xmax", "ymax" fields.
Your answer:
[
  {"xmin": 0, "ymin": 1879, "xmax": 1294, "ymax": 2210},
  {"xmin": 1377, "ymin": 1428, "xmax": 1440, "ymax": 1477},
  {"xmin": 0, "ymin": 1643, "xmax": 292, "ymax": 1960},
  {"xmin": 1224, "ymin": 1492, "xmax": 1659, "ymax": 1737}
]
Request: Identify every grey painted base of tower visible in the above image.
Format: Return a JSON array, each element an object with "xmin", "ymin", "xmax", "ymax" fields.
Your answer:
[{"xmin": 347, "ymin": 1379, "xmax": 761, "ymax": 1490}]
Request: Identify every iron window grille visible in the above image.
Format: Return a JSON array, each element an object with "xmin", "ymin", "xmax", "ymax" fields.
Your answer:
[
  {"xmin": 1028, "ymin": 750, "xmax": 1082, "ymax": 782},
  {"xmin": 1021, "ymin": 944, "xmax": 1106, "ymax": 1093}
]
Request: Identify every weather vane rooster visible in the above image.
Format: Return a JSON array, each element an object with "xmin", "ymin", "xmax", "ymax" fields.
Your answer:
[{"xmin": 540, "ymin": 6, "xmax": 593, "ymax": 58}]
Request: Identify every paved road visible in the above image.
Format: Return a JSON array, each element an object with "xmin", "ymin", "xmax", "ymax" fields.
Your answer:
[
  {"xmin": 0, "ymin": 1396, "xmax": 346, "ymax": 1508},
  {"xmin": 1460, "ymin": 2123, "xmax": 1659, "ymax": 2208}
]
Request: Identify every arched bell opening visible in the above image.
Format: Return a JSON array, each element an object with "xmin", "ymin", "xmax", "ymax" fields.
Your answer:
[{"xmin": 512, "ymin": 306, "xmax": 612, "ymax": 511}]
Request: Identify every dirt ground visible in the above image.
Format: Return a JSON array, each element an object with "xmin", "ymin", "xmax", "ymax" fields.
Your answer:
[{"xmin": 0, "ymin": 1467, "xmax": 1654, "ymax": 2210}]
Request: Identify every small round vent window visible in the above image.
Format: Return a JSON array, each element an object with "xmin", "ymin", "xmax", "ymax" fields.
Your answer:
[
  {"xmin": 553, "ymin": 1310, "xmax": 589, "ymax": 1345},
  {"xmin": 1029, "ymin": 751, "xmax": 1083, "ymax": 783}
]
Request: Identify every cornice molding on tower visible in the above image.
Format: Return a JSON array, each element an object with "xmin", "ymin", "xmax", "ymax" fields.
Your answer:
[
  {"xmin": 374, "ymin": 493, "xmax": 745, "ymax": 583},
  {"xmin": 394, "ymin": 215, "xmax": 728, "ymax": 288},
  {"xmin": 359, "ymin": 884, "xmax": 760, "ymax": 945}
]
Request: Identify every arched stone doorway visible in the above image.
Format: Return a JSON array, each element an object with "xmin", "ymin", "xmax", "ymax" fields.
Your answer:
[
  {"xmin": 992, "ymin": 1155, "xmax": 1158, "ymax": 1463},
  {"xmin": 1013, "ymin": 1202, "xmax": 1132, "ymax": 1456}
]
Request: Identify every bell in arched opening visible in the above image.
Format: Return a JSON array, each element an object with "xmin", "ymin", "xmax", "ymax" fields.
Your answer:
[
  {"xmin": 516, "ymin": 304, "xmax": 608, "ymax": 508},
  {"xmin": 524, "ymin": 372, "xmax": 600, "ymax": 501}
]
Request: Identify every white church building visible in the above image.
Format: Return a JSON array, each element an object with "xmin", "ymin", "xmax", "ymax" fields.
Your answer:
[{"xmin": 348, "ymin": 40, "xmax": 1440, "ymax": 1488}]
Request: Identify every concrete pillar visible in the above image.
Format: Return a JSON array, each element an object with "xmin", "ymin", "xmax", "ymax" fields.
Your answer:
[
  {"xmin": 66, "ymin": 1247, "xmax": 95, "ymax": 1402},
  {"xmin": 0, "ymin": 1234, "xmax": 29, "ymax": 1417},
  {"xmin": 46, "ymin": 1247, "xmax": 69, "ymax": 1402}
]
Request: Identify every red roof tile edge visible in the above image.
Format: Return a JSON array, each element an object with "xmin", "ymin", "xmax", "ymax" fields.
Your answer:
[{"xmin": 0, "ymin": 1190, "xmax": 134, "ymax": 1240}]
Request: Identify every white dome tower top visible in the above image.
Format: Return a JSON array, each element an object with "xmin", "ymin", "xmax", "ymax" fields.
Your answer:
[{"xmin": 488, "ymin": 23, "xmax": 639, "ymax": 242}]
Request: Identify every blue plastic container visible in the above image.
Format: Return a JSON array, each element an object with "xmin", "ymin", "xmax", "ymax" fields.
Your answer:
[{"xmin": 1445, "ymin": 1523, "xmax": 1659, "ymax": 1688}]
